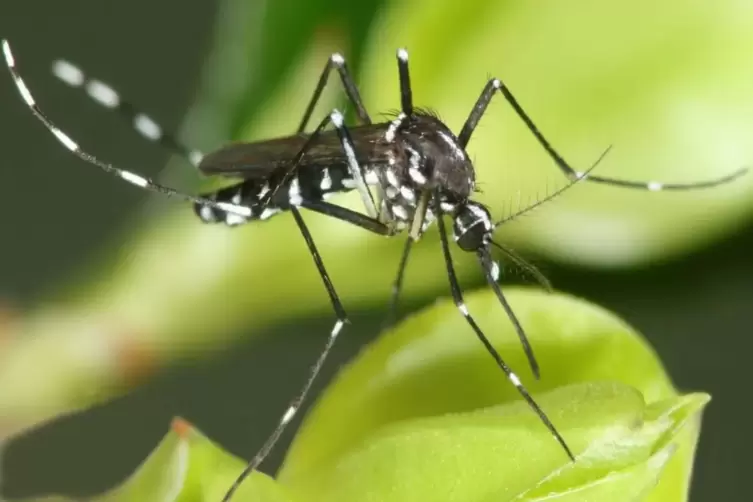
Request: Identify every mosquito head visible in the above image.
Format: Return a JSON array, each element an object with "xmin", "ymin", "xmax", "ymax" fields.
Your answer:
[{"xmin": 452, "ymin": 201, "xmax": 494, "ymax": 252}]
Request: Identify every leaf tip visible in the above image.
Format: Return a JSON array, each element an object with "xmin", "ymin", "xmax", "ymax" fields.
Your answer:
[{"xmin": 171, "ymin": 416, "xmax": 194, "ymax": 438}]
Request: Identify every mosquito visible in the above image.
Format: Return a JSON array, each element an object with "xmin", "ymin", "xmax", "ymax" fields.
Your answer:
[{"xmin": 3, "ymin": 39, "xmax": 746, "ymax": 501}]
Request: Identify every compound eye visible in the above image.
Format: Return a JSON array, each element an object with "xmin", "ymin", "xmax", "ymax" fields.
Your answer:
[
  {"xmin": 452, "ymin": 203, "xmax": 492, "ymax": 251},
  {"xmin": 454, "ymin": 221, "xmax": 487, "ymax": 251}
]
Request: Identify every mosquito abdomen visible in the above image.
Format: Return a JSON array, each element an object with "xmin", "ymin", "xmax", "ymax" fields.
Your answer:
[
  {"xmin": 194, "ymin": 180, "xmax": 280, "ymax": 226},
  {"xmin": 193, "ymin": 162, "xmax": 386, "ymax": 226}
]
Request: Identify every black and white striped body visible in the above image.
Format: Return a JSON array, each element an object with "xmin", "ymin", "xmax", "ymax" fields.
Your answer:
[
  {"xmin": 194, "ymin": 111, "xmax": 478, "ymax": 238},
  {"xmin": 5, "ymin": 39, "xmax": 747, "ymax": 502},
  {"xmin": 194, "ymin": 159, "xmax": 373, "ymax": 225}
]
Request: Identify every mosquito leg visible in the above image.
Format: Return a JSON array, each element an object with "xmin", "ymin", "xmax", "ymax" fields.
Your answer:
[
  {"xmin": 433, "ymin": 196, "xmax": 574, "ymax": 460},
  {"xmin": 307, "ymin": 188, "xmax": 415, "ymax": 331},
  {"xmin": 51, "ymin": 58, "xmax": 204, "ymax": 167},
  {"xmin": 300, "ymin": 50, "xmax": 423, "ymax": 219},
  {"xmin": 299, "ymin": 199, "xmax": 397, "ymax": 236},
  {"xmin": 330, "ymin": 111, "xmax": 379, "ymax": 218},
  {"xmin": 382, "ymin": 238, "xmax": 413, "ymax": 329},
  {"xmin": 221, "ymin": 205, "xmax": 348, "ymax": 502},
  {"xmin": 261, "ymin": 109, "xmax": 378, "ymax": 219},
  {"xmin": 396, "ymin": 48, "xmax": 413, "ymax": 115},
  {"xmin": 457, "ymin": 78, "xmax": 747, "ymax": 190},
  {"xmin": 478, "ymin": 246, "xmax": 540, "ymax": 379},
  {"xmin": 381, "ymin": 187, "xmax": 433, "ymax": 328},
  {"xmin": 2, "ymin": 39, "xmax": 253, "ymax": 219},
  {"xmin": 298, "ymin": 53, "xmax": 371, "ymax": 133}
]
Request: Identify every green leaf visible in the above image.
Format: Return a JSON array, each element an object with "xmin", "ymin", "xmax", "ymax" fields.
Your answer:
[
  {"xmin": 9, "ymin": 291, "xmax": 707, "ymax": 501},
  {"xmin": 14, "ymin": 419, "xmax": 297, "ymax": 502},
  {"xmin": 276, "ymin": 288, "xmax": 706, "ymax": 502}
]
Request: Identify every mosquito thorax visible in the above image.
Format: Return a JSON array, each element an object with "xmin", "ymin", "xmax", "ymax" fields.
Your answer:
[
  {"xmin": 390, "ymin": 112, "xmax": 475, "ymax": 198},
  {"xmin": 453, "ymin": 201, "xmax": 493, "ymax": 251}
]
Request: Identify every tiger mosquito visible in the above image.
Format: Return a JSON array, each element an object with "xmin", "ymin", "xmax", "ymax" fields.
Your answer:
[{"xmin": 3, "ymin": 40, "xmax": 747, "ymax": 502}]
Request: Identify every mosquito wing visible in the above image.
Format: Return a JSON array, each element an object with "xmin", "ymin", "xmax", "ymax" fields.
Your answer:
[{"xmin": 198, "ymin": 123, "xmax": 392, "ymax": 179}]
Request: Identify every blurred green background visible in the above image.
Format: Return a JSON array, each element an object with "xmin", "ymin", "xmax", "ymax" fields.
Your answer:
[{"xmin": 0, "ymin": 0, "xmax": 752, "ymax": 500}]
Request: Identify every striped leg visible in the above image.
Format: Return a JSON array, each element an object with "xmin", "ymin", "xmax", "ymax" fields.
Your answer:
[
  {"xmin": 52, "ymin": 51, "xmax": 374, "ymax": 164},
  {"xmin": 222, "ymin": 205, "xmax": 346, "ymax": 502},
  {"xmin": 396, "ymin": 48, "xmax": 413, "ymax": 115},
  {"xmin": 263, "ymin": 109, "xmax": 378, "ymax": 219},
  {"xmin": 433, "ymin": 195, "xmax": 575, "ymax": 461},
  {"xmin": 51, "ymin": 58, "xmax": 203, "ymax": 167},
  {"xmin": 458, "ymin": 78, "xmax": 747, "ymax": 190},
  {"xmin": 298, "ymin": 53, "xmax": 371, "ymax": 133},
  {"xmin": 2, "ymin": 39, "xmax": 250, "ymax": 218}
]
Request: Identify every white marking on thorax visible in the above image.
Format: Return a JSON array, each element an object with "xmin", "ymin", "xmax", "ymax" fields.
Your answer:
[
  {"xmin": 437, "ymin": 130, "xmax": 466, "ymax": 160},
  {"xmin": 406, "ymin": 146, "xmax": 420, "ymax": 169},
  {"xmin": 385, "ymin": 113, "xmax": 406, "ymax": 143},
  {"xmin": 405, "ymin": 146, "xmax": 428, "ymax": 186}
]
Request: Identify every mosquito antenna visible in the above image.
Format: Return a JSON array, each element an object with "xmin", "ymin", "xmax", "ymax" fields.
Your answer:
[
  {"xmin": 489, "ymin": 240, "xmax": 552, "ymax": 292},
  {"xmin": 494, "ymin": 145, "xmax": 612, "ymax": 228},
  {"xmin": 2, "ymin": 39, "xmax": 251, "ymax": 218}
]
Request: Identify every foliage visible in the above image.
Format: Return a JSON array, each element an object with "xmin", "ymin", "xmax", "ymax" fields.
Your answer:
[{"xmin": 15, "ymin": 290, "xmax": 708, "ymax": 501}]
